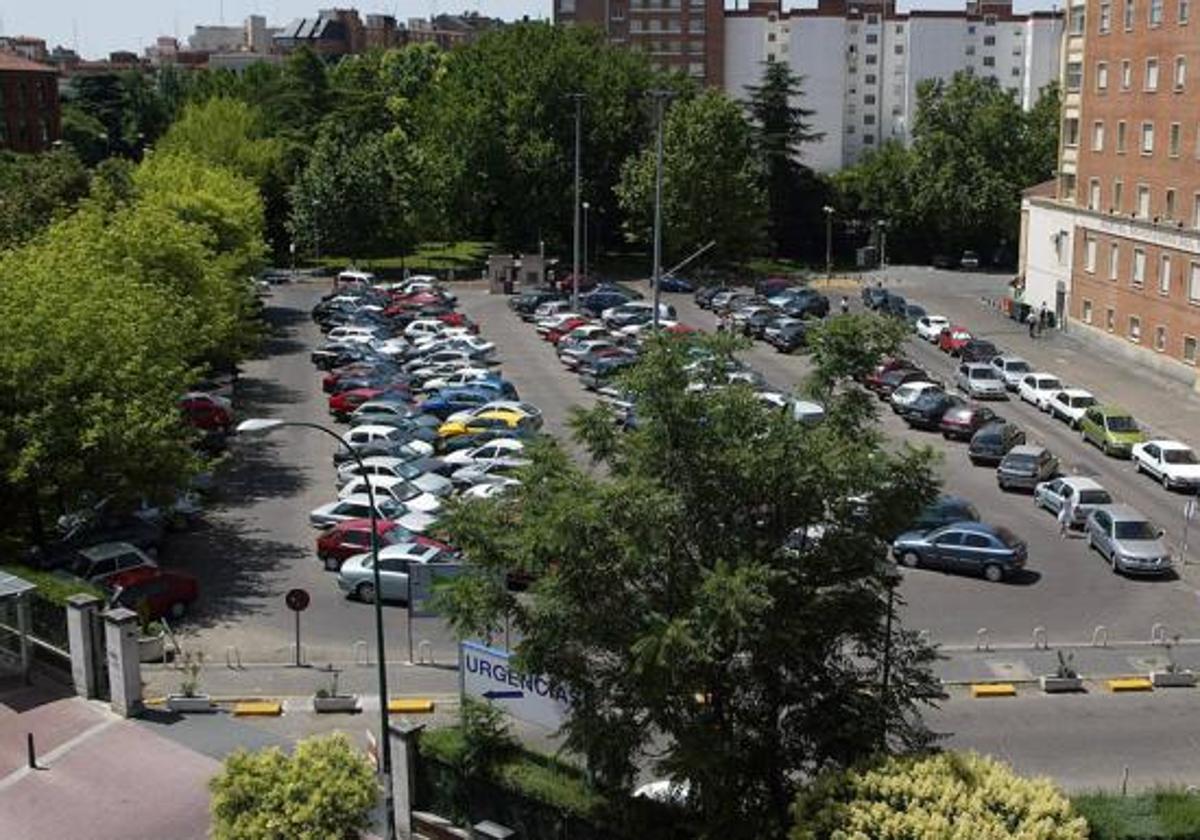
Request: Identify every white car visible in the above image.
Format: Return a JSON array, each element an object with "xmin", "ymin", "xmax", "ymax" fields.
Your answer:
[
  {"xmin": 1016, "ymin": 372, "xmax": 1064, "ymax": 411},
  {"xmin": 372, "ymin": 337, "xmax": 411, "ymax": 357},
  {"xmin": 444, "ymin": 401, "xmax": 544, "ymax": 430},
  {"xmin": 441, "ymin": 438, "xmax": 528, "ymax": 468},
  {"xmin": 1033, "ymin": 476, "xmax": 1114, "ymax": 527},
  {"xmin": 619, "ymin": 320, "xmax": 678, "ymax": 338},
  {"xmin": 396, "ymin": 509, "xmax": 439, "ymax": 534},
  {"xmin": 404, "ymin": 319, "xmax": 462, "ymax": 341},
  {"xmin": 559, "ymin": 339, "xmax": 615, "ymax": 367},
  {"xmin": 336, "ymin": 456, "xmax": 452, "ymax": 496},
  {"xmin": 419, "ymin": 368, "xmax": 496, "ymax": 392},
  {"xmin": 989, "ymin": 355, "xmax": 1032, "ymax": 390},
  {"xmin": 343, "ymin": 424, "xmax": 413, "ymax": 451},
  {"xmin": 1132, "ymin": 440, "xmax": 1200, "ymax": 490},
  {"xmin": 337, "ymin": 476, "xmax": 443, "ymax": 514},
  {"xmin": 915, "ymin": 315, "xmax": 950, "ymax": 342},
  {"xmin": 1047, "ymin": 388, "xmax": 1097, "ymax": 428},
  {"xmin": 532, "ymin": 300, "xmax": 572, "ymax": 320},
  {"xmin": 535, "ymin": 312, "xmax": 585, "ymax": 336},
  {"xmin": 890, "ymin": 381, "xmax": 942, "ymax": 412},
  {"xmin": 462, "ymin": 478, "xmax": 522, "ymax": 499},
  {"xmin": 451, "ymin": 461, "xmax": 526, "ymax": 488},
  {"xmin": 309, "ymin": 494, "xmax": 407, "ymax": 528}
]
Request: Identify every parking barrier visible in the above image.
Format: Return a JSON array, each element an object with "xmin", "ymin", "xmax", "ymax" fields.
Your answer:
[
  {"xmin": 1032, "ymin": 626, "xmax": 1048, "ymax": 650},
  {"xmin": 225, "ymin": 646, "xmax": 243, "ymax": 670},
  {"xmin": 1152, "ymin": 623, "xmax": 1168, "ymax": 645},
  {"xmin": 1092, "ymin": 626, "xmax": 1109, "ymax": 648},
  {"xmin": 353, "ymin": 640, "xmax": 369, "ymax": 666},
  {"xmin": 417, "ymin": 640, "xmax": 434, "ymax": 665},
  {"xmin": 975, "ymin": 628, "xmax": 990, "ymax": 652}
]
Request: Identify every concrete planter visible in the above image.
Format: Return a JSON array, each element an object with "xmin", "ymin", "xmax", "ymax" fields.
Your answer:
[
  {"xmin": 166, "ymin": 694, "xmax": 215, "ymax": 713},
  {"xmin": 138, "ymin": 632, "xmax": 166, "ymax": 663},
  {"xmin": 312, "ymin": 694, "xmax": 360, "ymax": 714},
  {"xmin": 1150, "ymin": 670, "xmax": 1197, "ymax": 688},
  {"xmin": 1039, "ymin": 675, "xmax": 1085, "ymax": 693}
]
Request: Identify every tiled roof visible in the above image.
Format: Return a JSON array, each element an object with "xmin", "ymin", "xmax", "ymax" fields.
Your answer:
[{"xmin": 0, "ymin": 51, "xmax": 56, "ymax": 73}]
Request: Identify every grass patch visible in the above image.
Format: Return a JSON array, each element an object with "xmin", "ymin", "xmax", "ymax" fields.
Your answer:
[
  {"xmin": 420, "ymin": 725, "xmax": 604, "ymax": 817},
  {"xmin": 314, "ymin": 241, "xmax": 494, "ymax": 276},
  {"xmin": 0, "ymin": 564, "xmax": 103, "ymax": 605},
  {"xmin": 1074, "ymin": 790, "xmax": 1200, "ymax": 839}
]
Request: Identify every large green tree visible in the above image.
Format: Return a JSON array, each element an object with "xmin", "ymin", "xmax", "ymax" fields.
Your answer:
[
  {"xmin": 439, "ymin": 320, "xmax": 941, "ymax": 839},
  {"xmin": 0, "ymin": 149, "xmax": 91, "ymax": 251},
  {"xmin": 617, "ymin": 89, "xmax": 767, "ymax": 265}
]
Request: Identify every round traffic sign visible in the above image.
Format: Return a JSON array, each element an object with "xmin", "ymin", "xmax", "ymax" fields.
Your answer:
[{"xmin": 285, "ymin": 588, "xmax": 310, "ymax": 612}]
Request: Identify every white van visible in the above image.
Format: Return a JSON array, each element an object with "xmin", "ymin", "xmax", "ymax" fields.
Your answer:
[{"xmin": 336, "ymin": 270, "xmax": 377, "ymax": 289}]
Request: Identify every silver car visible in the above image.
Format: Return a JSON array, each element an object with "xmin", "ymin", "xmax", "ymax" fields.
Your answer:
[
  {"xmin": 955, "ymin": 363, "xmax": 1008, "ymax": 399},
  {"xmin": 1033, "ymin": 476, "xmax": 1114, "ymax": 527},
  {"xmin": 1085, "ymin": 504, "xmax": 1173, "ymax": 576},
  {"xmin": 990, "ymin": 355, "xmax": 1031, "ymax": 390}
]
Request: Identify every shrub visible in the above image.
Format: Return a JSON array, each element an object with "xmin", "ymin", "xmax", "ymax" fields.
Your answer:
[
  {"xmin": 210, "ymin": 733, "xmax": 376, "ymax": 840},
  {"xmin": 792, "ymin": 752, "xmax": 1088, "ymax": 840}
]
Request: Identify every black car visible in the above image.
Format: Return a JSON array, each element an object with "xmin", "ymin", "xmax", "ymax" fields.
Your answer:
[
  {"xmin": 580, "ymin": 291, "xmax": 632, "ymax": 317},
  {"xmin": 509, "ymin": 289, "xmax": 564, "ymax": 316},
  {"xmin": 695, "ymin": 286, "xmax": 728, "ymax": 309},
  {"xmin": 959, "ymin": 339, "xmax": 1000, "ymax": 364},
  {"xmin": 909, "ymin": 496, "xmax": 981, "ymax": 534},
  {"xmin": 27, "ymin": 514, "xmax": 166, "ymax": 570},
  {"xmin": 968, "ymin": 420, "xmax": 1027, "ymax": 465},
  {"xmin": 899, "ymin": 391, "xmax": 966, "ymax": 430},
  {"xmin": 744, "ymin": 307, "xmax": 782, "ymax": 338},
  {"xmin": 904, "ymin": 304, "xmax": 927, "ymax": 326},
  {"xmin": 882, "ymin": 294, "xmax": 908, "ymax": 318},
  {"xmin": 765, "ymin": 321, "xmax": 808, "ymax": 353},
  {"xmin": 931, "ymin": 254, "xmax": 958, "ymax": 269},
  {"xmin": 876, "ymin": 367, "xmax": 933, "ymax": 399},
  {"xmin": 861, "ymin": 286, "xmax": 890, "ymax": 309},
  {"xmin": 756, "ymin": 277, "xmax": 795, "ymax": 297},
  {"xmin": 781, "ymin": 290, "xmax": 830, "ymax": 319}
]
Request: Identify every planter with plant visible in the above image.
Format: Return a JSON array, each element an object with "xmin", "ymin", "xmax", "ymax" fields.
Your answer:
[
  {"xmin": 312, "ymin": 666, "xmax": 359, "ymax": 713},
  {"xmin": 135, "ymin": 601, "xmax": 168, "ymax": 663},
  {"xmin": 1150, "ymin": 639, "xmax": 1196, "ymax": 687},
  {"xmin": 1040, "ymin": 651, "xmax": 1084, "ymax": 693},
  {"xmin": 167, "ymin": 651, "xmax": 214, "ymax": 712}
]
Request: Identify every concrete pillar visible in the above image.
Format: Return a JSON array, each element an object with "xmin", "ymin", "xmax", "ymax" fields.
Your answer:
[
  {"xmin": 103, "ymin": 607, "xmax": 143, "ymax": 718},
  {"xmin": 67, "ymin": 594, "xmax": 103, "ymax": 698},
  {"xmin": 391, "ymin": 721, "xmax": 426, "ymax": 840}
]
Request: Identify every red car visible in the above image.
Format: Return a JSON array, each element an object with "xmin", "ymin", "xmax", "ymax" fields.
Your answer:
[
  {"xmin": 862, "ymin": 357, "xmax": 913, "ymax": 392},
  {"xmin": 180, "ymin": 392, "xmax": 233, "ymax": 433},
  {"xmin": 545, "ymin": 318, "xmax": 590, "ymax": 344},
  {"xmin": 437, "ymin": 312, "xmax": 478, "ymax": 333},
  {"xmin": 329, "ymin": 387, "xmax": 411, "ymax": 419},
  {"xmin": 106, "ymin": 567, "xmax": 199, "ymax": 620},
  {"xmin": 316, "ymin": 518, "xmax": 411, "ymax": 571},
  {"xmin": 937, "ymin": 325, "xmax": 974, "ymax": 355}
]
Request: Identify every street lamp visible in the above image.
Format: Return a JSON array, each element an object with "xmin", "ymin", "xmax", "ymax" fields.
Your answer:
[
  {"xmin": 876, "ymin": 219, "xmax": 889, "ymax": 269},
  {"xmin": 582, "ymin": 201, "xmax": 590, "ymax": 285},
  {"xmin": 822, "ymin": 205, "xmax": 835, "ymax": 278},
  {"xmin": 311, "ymin": 199, "xmax": 321, "ymax": 262},
  {"xmin": 235, "ymin": 418, "xmax": 396, "ymax": 839},
  {"xmin": 569, "ymin": 93, "xmax": 585, "ymax": 311},
  {"xmin": 649, "ymin": 89, "xmax": 673, "ymax": 331}
]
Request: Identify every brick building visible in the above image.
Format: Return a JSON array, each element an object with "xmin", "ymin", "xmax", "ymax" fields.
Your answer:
[
  {"xmin": 0, "ymin": 52, "xmax": 60, "ymax": 153},
  {"xmin": 1019, "ymin": 0, "xmax": 1200, "ymax": 386},
  {"xmin": 554, "ymin": 0, "xmax": 726, "ymax": 88}
]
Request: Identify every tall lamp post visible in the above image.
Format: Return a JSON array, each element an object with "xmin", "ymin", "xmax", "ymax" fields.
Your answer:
[
  {"xmin": 582, "ymin": 201, "xmax": 590, "ymax": 284},
  {"xmin": 311, "ymin": 199, "xmax": 321, "ymax": 263},
  {"xmin": 822, "ymin": 205, "xmax": 835, "ymax": 278},
  {"xmin": 876, "ymin": 219, "xmax": 889, "ymax": 269},
  {"xmin": 236, "ymin": 418, "xmax": 396, "ymax": 839},
  {"xmin": 650, "ymin": 89, "xmax": 672, "ymax": 331},
  {"xmin": 569, "ymin": 93, "xmax": 585, "ymax": 311}
]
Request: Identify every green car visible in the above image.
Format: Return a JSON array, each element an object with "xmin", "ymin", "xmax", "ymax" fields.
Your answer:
[{"xmin": 1080, "ymin": 405, "xmax": 1145, "ymax": 457}]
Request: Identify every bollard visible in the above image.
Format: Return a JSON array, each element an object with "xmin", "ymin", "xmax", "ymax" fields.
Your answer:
[
  {"xmin": 27, "ymin": 733, "xmax": 36, "ymax": 769},
  {"xmin": 417, "ymin": 640, "xmax": 433, "ymax": 665},
  {"xmin": 1152, "ymin": 623, "xmax": 1168, "ymax": 645},
  {"xmin": 224, "ymin": 646, "xmax": 243, "ymax": 670},
  {"xmin": 975, "ymin": 628, "xmax": 990, "ymax": 652},
  {"xmin": 1032, "ymin": 626, "xmax": 1048, "ymax": 650},
  {"xmin": 1092, "ymin": 625, "xmax": 1109, "ymax": 647},
  {"xmin": 353, "ymin": 640, "xmax": 370, "ymax": 666}
]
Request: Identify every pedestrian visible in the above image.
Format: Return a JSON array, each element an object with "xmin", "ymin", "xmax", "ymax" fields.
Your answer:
[
  {"xmin": 1027, "ymin": 310, "xmax": 1037, "ymax": 339},
  {"xmin": 716, "ymin": 313, "xmax": 725, "ymax": 333},
  {"xmin": 839, "ymin": 295, "xmax": 850, "ymax": 315},
  {"xmin": 1039, "ymin": 303, "xmax": 1050, "ymax": 335},
  {"xmin": 1058, "ymin": 493, "xmax": 1075, "ymax": 538}
]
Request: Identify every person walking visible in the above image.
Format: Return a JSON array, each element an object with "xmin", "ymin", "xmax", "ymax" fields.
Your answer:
[
  {"xmin": 1027, "ymin": 310, "xmax": 1037, "ymax": 339},
  {"xmin": 839, "ymin": 295, "xmax": 850, "ymax": 316},
  {"xmin": 1058, "ymin": 493, "xmax": 1075, "ymax": 538}
]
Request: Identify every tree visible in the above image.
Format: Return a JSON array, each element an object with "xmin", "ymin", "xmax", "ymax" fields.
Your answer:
[
  {"xmin": 617, "ymin": 90, "xmax": 767, "ymax": 266},
  {"xmin": 439, "ymin": 323, "xmax": 941, "ymax": 839},
  {"xmin": 743, "ymin": 62, "xmax": 823, "ymax": 258},
  {"xmin": 791, "ymin": 752, "xmax": 1088, "ymax": 840},
  {"xmin": 158, "ymin": 98, "xmax": 282, "ymax": 187},
  {"xmin": 209, "ymin": 734, "xmax": 376, "ymax": 840},
  {"xmin": 0, "ymin": 149, "xmax": 91, "ymax": 250}
]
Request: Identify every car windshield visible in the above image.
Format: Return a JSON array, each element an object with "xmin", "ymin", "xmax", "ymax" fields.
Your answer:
[
  {"xmin": 1007, "ymin": 361, "xmax": 1030, "ymax": 373},
  {"xmin": 1037, "ymin": 378, "xmax": 1062, "ymax": 390},
  {"xmin": 1164, "ymin": 449, "xmax": 1199, "ymax": 464},
  {"xmin": 1004, "ymin": 454, "xmax": 1037, "ymax": 468},
  {"xmin": 1106, "ymin": 415, "xmax": 1139, "ymax": 432},
  {"xmin": 396, "ymin": 462, "xmax": 421, "ymax": 479},
  {"xmin": 1077, "ymin": 489, "xmax": 1113, "ymax": 504},
  {"xmin": 1070, "ymin": 395, "xmax": 1096, "ymax": 408},
  {"xmin": 971, "ymin": 368, "xmax": 999, "ymax": 380},
  {"xmin": 1115, "ymin": 520, "xmax": 1158, "ymax": 540},
  {"xmin": 376, "ymin": 498, "xmax": 404, "ymax": 518}
]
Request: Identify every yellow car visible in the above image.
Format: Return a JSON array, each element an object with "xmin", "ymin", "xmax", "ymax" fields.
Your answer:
[{"xmin": 437, "ymin": 409, "xmax": 528, "ymax": 439}]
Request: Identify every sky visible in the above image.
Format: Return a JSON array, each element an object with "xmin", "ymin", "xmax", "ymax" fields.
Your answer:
[{"xmin": 2, "ymin": 0, "xmax": 1059, "ymax": 60}]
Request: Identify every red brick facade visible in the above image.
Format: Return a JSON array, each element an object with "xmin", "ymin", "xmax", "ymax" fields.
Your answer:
[{"xmin": 0, "ymin": 53, "xmax": 60, "ymax": 153}]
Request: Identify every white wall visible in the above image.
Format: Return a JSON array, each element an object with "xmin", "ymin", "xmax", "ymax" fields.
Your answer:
[
  {"xmin": 787, "ymin": 17, "xmax": 847, "ymax": 173},
  {"xmin": 1023, "ymin": 17, "xmax": 1063, "ymax": 107},
  {"xmin": 723, "ymin": 17, "xmax": 767, "ymax": 102},
  {"xmin": 1022, "ymin": 199, "xmax": 1076, "ymax": 315}
]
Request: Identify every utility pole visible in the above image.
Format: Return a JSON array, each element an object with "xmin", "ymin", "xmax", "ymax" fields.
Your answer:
[
  {"xmin": 650, "ymin": 90, "xmax": 672, "ymax": 331},
  {"xmin": 569, "ymin": 93, "xmax": 584, "ymax": 311},
  {"xmin": 582, "ymin": 201, "xmax": 590, "ymax": 284},
  {"xmin": 822, "ymin": 205, "xmax": 834, "ymax": 278}
]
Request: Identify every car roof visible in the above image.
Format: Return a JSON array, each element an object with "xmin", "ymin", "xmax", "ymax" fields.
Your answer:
[
  {"xmin": 1059, "ymin": 388, "xmax": 1093, "ymax": 397},
  {"xmin": 348, "ymin": 424, "xmax": 398, "ymax": 435},
  {"xmin": 1097, "ymin": 503, "xmax": 1149, "ymax": 521},
  {"xmin": 962, "ymin": 362, "xmax": 992, "ymax": 370},
  {"xmin": 1148, "ymin": 439, "xmax": 1192, "ymax": 450},
  {"xmin": 1007, "ymin": 444, "xmax": 1047, "ymax": 456},
  {"xmin": 1058, "ymin": 476, "xmax": 1105, "ymax": 490},
  {"xmin": 360, "ymin": 456, "xmax": 404, "ymax": 468},
  {"xmin": 1096, "ymin": 404, "xmax": 1133, "ymax": 416},
  {"xmin": 348, "ymin": 475, "xmax": 405, "ymax": 489},
  {"xmin": 80, "ymin": 541, "xmax": 141, "ymax": 560},
  {"xmin": 1028, "ymin": 372, "xmax": 1060, "ymax": 380},
  {"xmin": 332, "ymin": 517, "xmax": 397, "ymax": 532},
  {"xmin": 940, "ymin": 520, "xmax": 998, "ymax": 535},
  {"xmin": 339, "ymin": 494, "xmax": 383, "ymax": 506},
  {"xmin": 994, "ymin": 354, "xmax": 1026, "ymax": 363}
]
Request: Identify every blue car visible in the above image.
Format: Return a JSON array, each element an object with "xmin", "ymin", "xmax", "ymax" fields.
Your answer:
[
  {"xmin": 461, "ymin": 377, "xmax": 518, "ymax": 400},
  {"xmin": 657, "ymin": 275, "xmax": 694, "ymax": 293},
  {"xmin": 419, "ymin": 387, "xmax": 495, "ymax": 420}
]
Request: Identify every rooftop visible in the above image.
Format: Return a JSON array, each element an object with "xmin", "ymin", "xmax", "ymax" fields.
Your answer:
[{"xmin": 0, "ymin": 52, "xmax": 57, "ymax": 73}]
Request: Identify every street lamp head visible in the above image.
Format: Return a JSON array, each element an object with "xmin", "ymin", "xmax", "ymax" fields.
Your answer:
[
  {"xmin": 822, "ymin": 205, "xmax": 835, "ymax": 215},
  {"xmin": 236, "ymin": 418, "xmax": 287, "ymax": 436},
  {"xmin": 582, "ymin": 201, "xmax": 590, "ymax": 210}
]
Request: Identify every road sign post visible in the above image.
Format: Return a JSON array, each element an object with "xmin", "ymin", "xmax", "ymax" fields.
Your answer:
[{"xmin": 285, "ymin": 588, "xmax": 310, "ymax": 667}]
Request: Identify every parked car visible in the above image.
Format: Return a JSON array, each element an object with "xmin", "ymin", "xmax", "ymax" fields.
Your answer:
[
  {"xmin": 955, "ymin": 363, "xmax": 1007, "ymax": 400},
  {"xmin": 876, "ymin": 368, "xmax": 935, "ymax": 399},
  {"xmin": 997, "ymin": 444, "xmax": 1059, "ymax": 491},
  {"xmin": 179, "ymin": 392, "xmax": 233, "ymax": 433},
  {"xmin": 906, "ymin": 496, "xmax": 981, "ymax": 534},
  {"xmin": 510, "ymin": 289, "xmax": 565, "ymax": 317},
  {"xmin": 437, "ymin": 410, "xmax": 534, "ymax": 441},
  {"xmin": 1016, "ymin": 373, "xmax": 1064, "ymax": 411},
  {"xmin": 1080, "ymin": 405, "xmax": 1146, "ymax": 457},
  {"xmin": 915, "ymin": 315, "xmax": 950, "ymax": 342},
  {"xmin": 65, "ymin": 541, "xmax": 157, "ymax": 584},
  {"xmin": 336, "ymin": 538, "xmax": 458, "ymax": 602},
  {"xmin": 1043, "ymin": 388, "xmax": 1095, "ymax": 428},
  {"xmin": 336, "ymin": 456, "xmax": 452, "ymax": 496},
  {"xmin": 968, "ymin": 420, "xmax": 1026, "ymax": 465},
  {"xmin": 937, "ymin": 326, "xmax": 974, "ymax": 355},
  {"xmin": 106, "ymin": 567, "xmax": 199, "ymax": 620},
  {"xmin": 657, "ymin": 275, "xmax": 694, "ymax": 293},
  {"xmin": 959, "ymin": 250, "xmax": 981, "ymax": 269},
  {"xmin": 309, "ymin": 494, "xmax": 407, "ymax": 529},
  {"xmin": 1132, "ymin": 440, "xmax": 1200, "ymax": 490},
  {"xmin": 1033, "ymin": 477, "xmax": 1114, "ymax": 528},
  {"xmin": 959, "ymin": 339, "xmax": 999, "ymax": 364},
  {"xmin": 1085, "ymin": 504, "xmax": 1173, "ymax": 576},
  {"xmin": 338, "ymin": 475, "xmax": 442, "ymax": 514},
  {"xmin": 939, "ymin": 404, "xmax": 1001, "ymax": 441},
  {"xmin": 764, "ymin": 319, "xmax": 809, "ymax": 353},
  {"xmin": 989, "ymin": 355, "xmax": 1032, "ymax": 390},
  {"xmin": 882, "ymin": 294, "xmax": 908, "ymax": 318},
  {"xmin": 441, "ymin": 438, "xmax": 529, "ymax": 468},
  {"xmin": 863, "ymin": 357, "xmax": 915, "ymax": 392},
  {"xmin": 892, "ymin": 521, "xmax": 1027, "ymax": 582},
  {"xmin": 779, "ymin": 289, "xmax": 830, "ymax": 319},
  {"xmin": 904, "ymin": 305, "xmax": 928, "ymax": 326},
  {"xmin": 444, "ymin": 401, "xmax": 544, "ymax": 431},
  {"xmin": 695, "ymin": 286, "xmax": 729, "ymax": 309},
  {"xmin": 890, "ymin": 381, "xmax": 943, "ymax": 413},
  {"xmin": 898, "ymin": 391, "xmax": 966, "ymax": 430},
  {"xmin": 861, "ymin": 286, "xmax": 890, "ymax": 309},
  {"xmin": 315, "ymin": 518, "xmax": 411, "ymax": 571}
]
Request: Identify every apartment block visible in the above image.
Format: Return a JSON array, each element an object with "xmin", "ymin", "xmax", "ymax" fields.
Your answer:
[
  {"xmin": 0, "ymin": 51, "xmax": 61, "ymax": 153},
  {"xmin": 1021, "ymin": 0, "xmax": 1200, "ymax": 385}
]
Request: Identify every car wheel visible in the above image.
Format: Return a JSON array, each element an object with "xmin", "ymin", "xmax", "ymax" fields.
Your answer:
[
  {"xmin": 1102, "ymin": 441, "xmax": 1111, "ymax": 456},
  {"xmin": 900, "ymin": 551, "xmax": 921, "ymax": 569},
  {"xmin": 1033, "ymin": 493, "xmax": 1043, "ymax": 510},
  {"xmin": 356, "ymin": 582, "xmax": 376, "ymax": 603},
  {"xmin": 1162, "ymin": 471, "xmax": 1172, "ymax": 490},
  {"xmin": 169, "ymin": 601, "xmax": 187, "ymax": 620},
  {"xmin": 1134, "ymin": 460, "xmax": 1143, "ymax": 474},
  {"xmin": 983, "ymin": 564, "xmax": 1004, "ymax": 583}
]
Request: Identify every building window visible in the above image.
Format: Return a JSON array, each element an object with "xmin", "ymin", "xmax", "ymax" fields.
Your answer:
[
  {"xmin": 1125, "ymin": 0, "xmax": 1136, "ymax": 29},
  {"xmin": 1121, "ymin": 60, "xmax": 1132, "ymax": 88},
  {"xmin": 966, "ymin": 45, "xmax": 976, "ymax": 56},
  {"xmin": 1011, "ymin": 67, "xmax": 1021, "ymax": 77},
  {"xmin": 1150, "ymin": 0, "xmax": 1164, "ymax": 24},
  {"xmin": 688, "ymin": 18, "xmax": 705, "ymax": 32},
  {"xmin": 1175, "ymin": 56, "xmax": 1187, "ymax": 89},
  {"xmin": 1093, "ymin": 120, "xmax": 1105, "ymax": 150},
  {"xmin": 1137, "ymin": 184, "xmax": 1151, "ymax": 217},
  {"xmin": 1167, "ymin": 188, "xmax": 1178, "ymax": 218},
  {"xmin": 863, "ymin": 134, "xmax": 875, "ymax": 144},
  {"xmin": 985, "ymin": 13, "xmax": 997, "ymax": 24},
  {"xmin": 866, "ymin": 54, "xmax": 878, "ymax": 65},
  {"xmin": 631, "ymin": 19, "xmax": 643, "ymax": 31},
  {"xmin": 1185, "ymin": 336, "xmax": 1198, "ymax": 364},
  {"xmin": 1088, "ymin": 179, "xmax": 1102, "ymax": 210},
  {"xmin": 1117, "ymin": 120, "xmax": 1128, "ymax": 152},
  {"xmin": 1114, "ymin": 180, "xmax": 1124, "ymax": 211},
  {"xmin": 1100, "ymin": 0, "xmax": 1113, "ymax": 30},
  {"xmin": 1066, "ymin": 61, "xmax": 1083, "ymax": 90},
  {"xmin": 866, "ymin": 33, "xmax": 878, "ymax": 43},
  {"xmin": 983, "ymin": 56, "xmax": 996, "ymax": 67},
  {"xmin": 1085, "ymin": 234, "xmax": 1098, "ymax": 270},
  {"xmin": 1110, "ymin": 241, "xmax": 1121, "ymax": 278},
  {"xmin": 1061, "ymin": 172, "xmax": 1077, "ymax": 199},
  {"xmin": 1182, "ymin": 0, "xmax": 1191, "ymax": 23},
  {"xmin": 895, "ymin": 44, "xmax": 904, "ymax": 54},
  {"xmin": 867, "ymin": 13, "xmax": 879, "ymax": 24},
  {"xmin": 1141, "ymin": 121, "xmax": 1155, "ymax": 154},
  {"xmin": 1069, "ymin": 5, "xmax": 1086, "ymax": 32},
  {"xmin": 1161, "ymin": 254, "xmax": 1173, "ymax": 293},
  {"xmin": 1106, "ymin": 307, "xmax": 1116, "ymax": 331},
  {"xmin": 1155, "ymin": 326, "xmax": 1168, "ymax": 351},
  {"xmin": 689, "ymin": 62, "xmax": 705, "ymax": 76},
  {"xmin": 864, "ymin": 114, "xmax": 876, "ymax": 125},
  {"xmin": 1194, "ymin": 193, "xmax": 1200, "ymax": 227},
  {"xmin": 1082, "ymin": 299, "xmax": 1094, "ymax": 323},
  {"xmin": 864, "ymin": 94, "xmax": 876, "ymax": 105},
  {"xmin": 1146, "ymin": 58, "xmax": 1160, "ymax": 89},
  {"xmin": 1097, "ymin": 62, "xmax": 1109, "ymax": 90},
  {"xmin": 1170, "ymin": 122, "xmax": 1181, "ymax": 155},
  {"xmin": 984, "ymin": 34, "xmax": 998, "ymax": 45},
  {"xmin": 1190, "ymin": 262, "xmax": 1200, "ymax": 301},
  {"xmin": 864, "ymin": 73, "xmax": 876, "ymax": 83},
  {"xmin": 1134, "ymin": 247, "xmax": 1147, "ymax": 284},
  {"xmin": 1129, "ymin": 315, "xmax": 1142, "ymax": 341}
]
